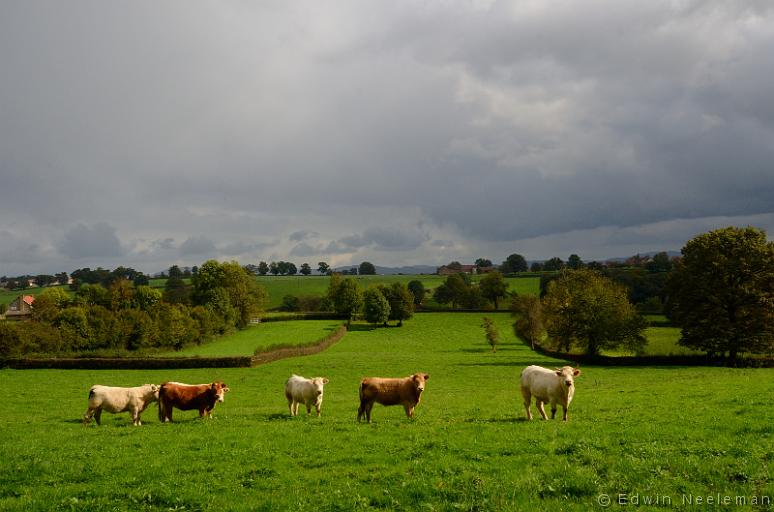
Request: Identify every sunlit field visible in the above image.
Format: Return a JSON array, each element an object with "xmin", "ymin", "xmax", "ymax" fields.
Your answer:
[
  {"xmin": 1, "ymin": 313, "xmax": 771, "ymax": 511},
  {"xmin": 256, "ymin": 274, "xmax": 540, "ymax": 309}
]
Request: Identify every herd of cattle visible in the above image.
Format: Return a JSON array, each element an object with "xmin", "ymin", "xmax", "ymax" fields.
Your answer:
[{"xmin": 82, "ymin": 365, "xmax": 582, "ymax": 426}]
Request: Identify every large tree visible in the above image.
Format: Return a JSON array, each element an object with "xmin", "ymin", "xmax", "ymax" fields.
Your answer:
[
  {"xmin": 299, "ymin": 263, "xmax": 312, "ymax": 276},
  {"xmin": 542, "ymin": 269, "xmax": 647, "ymax": 356},
  {"xmin": 407, "ymin": 280, "xmax": 425, "ymax": 306},
  {"xmin": 192, "ymin": 260, "xmax": 267, "ymax": 328},
  {"xmin": 500, "ymin": 253, "xmax": 528, "ymax": 273},
  {"xmin": 511, "ymin": 295, "xmax": 544, "ymax": 349},
  {"xmin": 479, "ymin": 270, "xmax": 508, "ymax": 309},
  {"xmin": 666, "ymin": 227, "xmax": 774, "ymax": 363},
  {"xmin": 359, "ymin": 261, "xmax": 377, "ymax": 275},
  {"xmin": 325, "ymin": 275, "xmax": 362, "ymax": 326},
  {"xmin": 317, "ymin": 262, "xmax": 330, "ymax": 275},
  {"xmin": 382, "ymin": 282, "xmax": 414, "ymax": 326},
  {"xmin": 362, "ymin": 288, "xmax": 390, "ymax": 326}
]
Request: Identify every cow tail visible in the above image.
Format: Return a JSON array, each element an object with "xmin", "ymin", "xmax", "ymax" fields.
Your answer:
[
  {"xmin": 88, "ymin": 388, "xmax": 95, "ymax": 400},
  {"xmin": 358, "ymin": 380, "xmax": 366, "ymax": 401}
]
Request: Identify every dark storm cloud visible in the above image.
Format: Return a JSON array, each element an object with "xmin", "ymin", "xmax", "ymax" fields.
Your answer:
[
  {"xmin": 289, "ymin": 231, "xmax": 319, "ymax": 242},
  {"xmin": 178, "ymin": 236, "xmax": 217, "ymax": 257},
  {"xmin": 58, "ymin": 223, "xmax": 125, "ymax": 260},
  {"xmin": 220, "ymin": 240, "xmax": 275, "ymax": 256},
  {"xmin": 1, "ymin": 1, "xmax": 773, "ymax": 275},
  {"xmin": 290, "ymin": 243, "xmax": 319, "ymax": 258}
]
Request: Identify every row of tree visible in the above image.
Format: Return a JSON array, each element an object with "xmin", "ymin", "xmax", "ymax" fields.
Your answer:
[
  {"xmin": 433, "ymin": 271, "xmax": 509, "ymax": 309},
  {"xmin": 242, "ymin": 261, "xmax": 378, "ymax": 276},
  {"xmin": 0, "ymin": 261, "xmax": 265, "ymax": 357},
  {"xmin": 512, "ymin": 227, "xmax": 774, "ymax": 364},
  {"xmin": 323, "ymin": 275, "xmax": 414, "ymax": 327}
]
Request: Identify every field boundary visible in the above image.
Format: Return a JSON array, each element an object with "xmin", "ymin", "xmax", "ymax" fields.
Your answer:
[
  {"xmin": 530, "ymin": 341, "xmax": 774, "ymax": 368},
  {"xmin": 251, "ymin": 325, "xmax": 347, "ymax": 365},
  {"xmin": 0, "ymin": 356, "xmax": 253, "ymax": 370}
]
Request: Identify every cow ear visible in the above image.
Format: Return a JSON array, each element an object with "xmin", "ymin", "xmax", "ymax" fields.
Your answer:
[
  {"xmin": 211, "ymin": 383, "xmax": 217, "ymax": 390},
  {"xmin": 423, "ymin": 374, "xmax": 430, "ymax": 380},
  {"xmin": 555, "ymin": 370, "xmax": 563, "ymax": 376},
  {"xmin": 322, "ymin": 378, "xmax": 329, "ymax": 384},
  {"xmin": 573, "ymin": 369, "xmax": 581, "ymax": 377}
]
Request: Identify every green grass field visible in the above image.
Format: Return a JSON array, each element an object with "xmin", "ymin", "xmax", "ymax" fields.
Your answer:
[
  {"xmin": 1, "ymin": 313, "xmax": 771, "ymax": 511},
  {"xmin": 158, "ymin": 320, "xmax": 343, "ymax": 357},
  {"xmin": 256, "ymin": 275, "xmax": 540, "ymax": 309}
]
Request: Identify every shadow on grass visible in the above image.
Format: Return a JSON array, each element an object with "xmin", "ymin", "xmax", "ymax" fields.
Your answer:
[
  {"xmin": 344, "ymin": 324, "xmax": 379, "ymax": 332},
  {"xmin": 455, "ymin": 359, "xmax": 561, "ymax": 368},
  {"xmin": 463, "ymin": 416, "xmax": 525, "ymax": 424},
  {"xmin": 460, "ymin": 347, "xmax": 522, "ymax": 354}
]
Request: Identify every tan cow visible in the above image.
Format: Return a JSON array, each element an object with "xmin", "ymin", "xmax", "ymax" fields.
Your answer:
[
  {"xmin": 520, "ymin": 365, "xmax": 581, "ymax": 421},
  {"xmin": 357, "ymin": 373, "xmax": 429, "ymax": 423},
  {"xmin": 83, "ymin": 384, "xmax": 160, "ymax": 426}
]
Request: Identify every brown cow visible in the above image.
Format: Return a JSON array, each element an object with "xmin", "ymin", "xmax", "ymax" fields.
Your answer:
[
  {"xmin": 357, "ymin": 373, "xmax": 429, "ymax": 423},
  {"xmin": 158, "ymin": 381, "xmax": 229, "ymax": 422}
]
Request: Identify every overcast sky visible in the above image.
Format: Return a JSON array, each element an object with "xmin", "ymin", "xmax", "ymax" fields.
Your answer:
[{"xmin": 2, "ymin": 1, "xmax": 773, "ymax": 276}]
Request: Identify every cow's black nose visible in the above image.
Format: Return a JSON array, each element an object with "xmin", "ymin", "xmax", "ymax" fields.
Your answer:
[{"xmin": 566, "ymin": 381, "xmax": 572, "ymax": 387}]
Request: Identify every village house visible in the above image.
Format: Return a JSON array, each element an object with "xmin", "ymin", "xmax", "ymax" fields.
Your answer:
[
  {"xmin": 437, "ymin": 264, "xmax": 495, "ymax": 275},
  {"xmin": 5, "ymin": 295, "xmax": 35, "ymax": 321}
]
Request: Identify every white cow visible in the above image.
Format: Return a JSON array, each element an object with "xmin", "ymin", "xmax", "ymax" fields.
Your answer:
[
  {"xmin": 284, "ymin": 375, "xmax": 329, "ymax": 417},
  {"xmin": 520, "ymin": 365, "xmax": 581, "ymax": 422},
  {"xmin": 83, "ymin": 384, "xmax": 160, "ymax": 426}
]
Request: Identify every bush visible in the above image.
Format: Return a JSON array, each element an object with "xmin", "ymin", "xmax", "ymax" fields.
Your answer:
[{"xmin": 280, "ymin": 295, "xmax": 301, "ymax": 312}]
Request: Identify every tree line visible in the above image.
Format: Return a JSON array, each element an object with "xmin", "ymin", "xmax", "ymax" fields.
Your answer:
[
  {"xmin": 512, "ymin": 227, "xmax": 774, "ymax": 364},
  {"xmin": 0, "ymin": 260, "xmax": 265, "ymax": 358},
  {"xmin": 241, "ymin": 261, "xmax": 377, "ymax": 276}
]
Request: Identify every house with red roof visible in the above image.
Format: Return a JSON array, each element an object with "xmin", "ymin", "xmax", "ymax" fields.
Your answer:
[{"xmin": 5, "ymin": 295, "xmax": 35, "ymax": 320}]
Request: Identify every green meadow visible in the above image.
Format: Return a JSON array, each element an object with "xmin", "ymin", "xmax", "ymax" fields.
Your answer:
[
  {"xmin": 256, "ymin": 274, "xmax": 540, "ymax": 309},
  {"xmin": 158, "ymin": 320, "xmax": 342, "ymax": 358},
  {"xmin": 1, "ymin": 313, "xmax": 771, "ymax": 511}
]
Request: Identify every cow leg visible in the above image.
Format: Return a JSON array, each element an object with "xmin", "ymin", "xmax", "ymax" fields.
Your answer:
[
  {"xmin": 357, "ymin": 400, "xmax": 367, "ymax": 422},
  {"xmin": 405, "ymin": 405, "xmax": 415, "ymax": 418},
  {"xmin": 94, "ymin": 408, "xmax": 102, "ymax": 426},
  {"xmin": 132, "ymin": 408, "xmax": 141, "ymax": 426},
  {"xmin": 365, "ymin": 402, "xmax": 374, "ymax": 423},
  {"xmin": 288, "ymin": 399, "xmax": 294, "ymax": 416},
  {"xmin": 550, "ymin": 403, "xmax": 557, "ymax": 420},
  {"xmin": 520, "ymin": 387, "xmax": 533, "ymax": 420},
  {"xmin": 306, "ymin": 402, "xmax": 312, "ymax": 416},
  {"xmin": 315, "ymin": 403, "xmax": 321, "ymax": 417},
  {"xmin": 562, "ymin": 406, "xmax": 569, "ymax": 422},
  {"xmin": 536, "ymin": 400, "xmax": 548, "ymax": 420}
]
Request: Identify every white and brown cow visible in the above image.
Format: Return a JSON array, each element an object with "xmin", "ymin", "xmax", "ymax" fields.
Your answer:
[
  {"xmin": 157, "ymin": 381, "xmax": 229, "ymax": 422},
  {"xmin": 83, "ymin": 384, "xmax": 160, "ymax": 426},
  {"xmin": 284, "ymin": 375, "xmax": 329, "ymax": 417},
  {"xmin": 357, "ymin": 373, "xmax": 429, "ymax": 423},
  {"xmin": 520, "ymin": 365, "xmax": 581, "ymax": 421}
]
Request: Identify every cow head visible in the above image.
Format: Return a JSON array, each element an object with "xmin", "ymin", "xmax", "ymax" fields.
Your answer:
[
  {"xmin": 311, "ymin": 378, "xmax": 329, "ymax": 405},
  {"xmin": 554, "ymin": 366, "xmax": 581, "ymax": 389},
  {"xmin": 210, "ymin": 382, "xmax": 230, "ymax": 402},
  {"xmin": 144, "ymin": 384, "xmax": 161, "ymax": 401},
  {"xmin": 412, "ymin": 373, "xmax": 430, "ymax": 395}
]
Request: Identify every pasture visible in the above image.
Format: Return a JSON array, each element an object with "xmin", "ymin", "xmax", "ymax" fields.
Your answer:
[
  {"xmin": 158, "ymin": 320, "xmax": 342, "ymax": 358},
  {"xmin": 1, "ymin": 313, "xmax": 772, "ymax": 511},
  {"xmin": 256, "ymin": 274, "xmax": 540, "ymax": 309}
]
